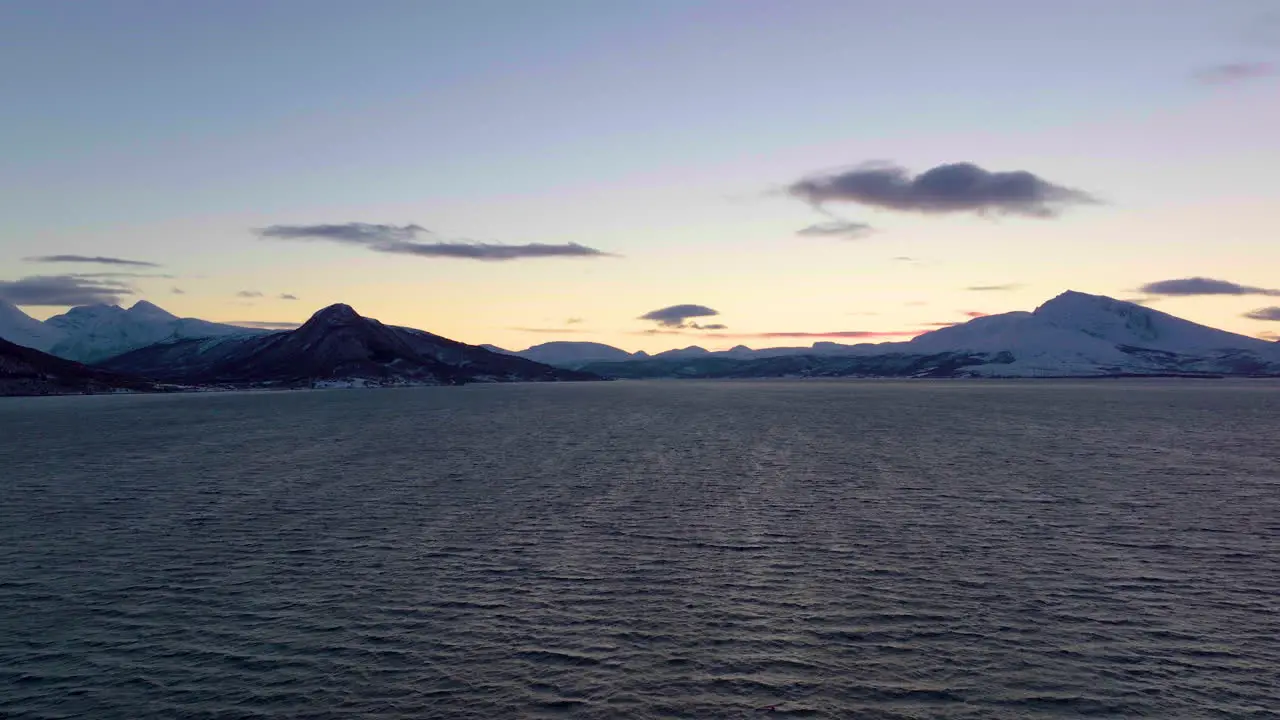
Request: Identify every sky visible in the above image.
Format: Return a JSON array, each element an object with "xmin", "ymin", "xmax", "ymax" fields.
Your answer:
[{"xmin": 2, "ymin": 0, "xmax": 1278, "ymax": 351}]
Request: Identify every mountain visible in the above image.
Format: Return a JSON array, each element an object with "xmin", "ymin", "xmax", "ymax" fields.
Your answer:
[
  {"xmin": 45, "ymin": 300, "xmax": 266, "ymax": 363},
  {"xmin": 98, "ymin": 304, "xmax": 600, "ymax": 387},
  {"xmin": 581, "ymin": 291, "xmax": 1280, "ymax": 379},
  {"xmin": 506, "ymin": 341, "xmax": 636, "ymax": 369},
  {"xmin": 0, "ymin": 300, "xmax": 66, "ymax": 353},
  {"xmin": 1, "ymin": 336, "xmax": 163, "ymax": 396},
  {"xmin": 652, "ymin": 345, "xmax": 711, "ymax": 360}
]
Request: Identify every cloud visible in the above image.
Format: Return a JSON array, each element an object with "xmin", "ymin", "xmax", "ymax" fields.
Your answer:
[
  {"xmin": 694, "ymin": 323, "xmax": 728, "ymax": 330},
  {"xmin": 1244, "ymin": 306, "xmax": 1280, "ymax": 321},
  {"xmin": 279, "ymin": 293, "xmax": 298, "ymax": 300},
  {"xmin": 0, "ymin": 275, "xmax": 132, "ymax": 306},
  {"xmin": 639, "ymin": 304, "xmax": 721, "ymax": 328},
  {"xmin": 258, "ymin": 222, "xmax": 613, "ymax": 261},
  {"xmin": 227, "ymin": 320, "xmax": 302, "ymax": 330},
  {"xmin": 1139, "ymin": 277, "xmax": 1280, "ymax": 297},
  {"xmin": 259, "ymin": 223, "xmax": 428, "ymax": 244},
  {"xmin": 510, "ymin": 327, "xmax": 587, "ymax": 334},
  {"xmin": 565, "ymin": 317, "xmax": 584, "ymax": 325},
  {"xmin": 963, "ymin": 311, "xmax": 990, "ymax": 318},
  {"xmin": 380, "ymin": 241, "xmax": 610, "ymax": 260},
  {"xmin": 237, "ymin": 290, "xmax": 264, "ymax": 298},
  {"xmin": 1194, "ymin": 61, "xmax": 1276, "ymax": 84},
  {"xmin": 171, "ymin": 287, "xmax": 186, "ymax": 295},
  {"xmin": 892, "ymin": 256, "xmax": 915, "ymax": 262},
  {"xmin": 1260, "ymin": 331, "xmax": 1280, "ymax": 341},
  {"xmin": 922, "ymin": 322, "xmax": 959, "ymax": 328},
  {"xmin": 788, "ymin": 162, "xmax": 1096, "ymax": 217},
  {"xmin": 796, "ymin": 220, "xmax": 875, "ymax": 239},
  {"xmin": 967, "ymin": 284, "xmax": 1022, "ymax": 292},
  {"xmin": 65, "ymin": 271, "xmax": 176, "ymax": 279},
  {"xmin": 25, "ymin": 254, "xmax": 161, "ymax": 268}
]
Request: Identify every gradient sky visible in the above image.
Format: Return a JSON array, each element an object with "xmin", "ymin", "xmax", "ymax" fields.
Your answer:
[{"xmin": 2, "ymin": 0, "xmax": 1278, "ymax": 351}]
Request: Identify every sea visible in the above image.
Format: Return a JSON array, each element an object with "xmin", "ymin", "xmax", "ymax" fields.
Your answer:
[{"xmin": 1, "ymin": 380, "xmax": 1278, "ymax": 719}]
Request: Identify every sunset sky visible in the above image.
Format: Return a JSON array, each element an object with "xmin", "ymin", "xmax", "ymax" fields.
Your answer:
[{"xmin": 2, "ymin": 0, "xmax": 1278, "ymax": 351}]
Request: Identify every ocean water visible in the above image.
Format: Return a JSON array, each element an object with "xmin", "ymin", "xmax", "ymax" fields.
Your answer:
[{"xmin": 1, "ymin": 380, "xmax": 1278, "ymax": 719}]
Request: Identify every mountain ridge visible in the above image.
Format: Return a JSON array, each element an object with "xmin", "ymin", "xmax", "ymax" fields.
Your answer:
[
  {"xmin": 576, "ymin": 291, "xmax": 1280, "ymax": 379},
  {"xmin": 0, "ymin": 336, "xmax": 164, "ymax": 396},
  {"xmin": 98, "ymin": 303, "xmax": 599, "ymax": 388}
]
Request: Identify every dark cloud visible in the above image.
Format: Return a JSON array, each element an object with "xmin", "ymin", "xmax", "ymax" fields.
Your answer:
[
  {"xmin": 227, "ymin": 320, "xmax": 302, "ymax": 330},
  {"xmin": 66, "ymin": 271, "xmax": 176, "ymax": 279},
  {"xmin": 0, "ymin": 275, "xmax": 132, "ymax": 306},
  {"xmin": 25, "ymin": 254, "xmax": 161, "ymax": 268},
  {"xmin": 639, "ymin": 304, "xmax": 720, "ymax": 328},
  {"xmin": 694, "ymin": 323, "xmax": 728, "ymax": 331},
  {"xmin": 237, "ymin": 290, "xmax": 264, "ymax": 298},
  {"xmin": 796, "ymin": 220, "xmax": 875, "ymax": 239},
  {"xmin": 788, "ymin": 162, "xmax": 1096, "ymax": 217},
  {"xmin": 279, "ymin": 293, "xmax": 298, "ymax": 300},
  {"xmin": 967, "ymin": 284, "xmax": 1022, "ymax": 292},
  {"xmin": 1194, "ymin": 62, "xmax": 1276, "ymax": 84},
  {"xmin": 1139, "ymin": 277, "xmax": 1280, "ymax": 297},
  {"xmin": 259, "ymin": 223, "xmax": 428, "ymax": 244},
  {"xmin": 380, "ymin": 241, "xmax": 610, "ymax": 260},
  {"xmin": 171, "ymin": 287, "xmax": 186, "ymax": 295},
  {"xmin": 258, "ymin": 222, "xmax": 613, "ymax": 261},
  {"xmin": 1244, "ymin": 306, "xmax": 1280, "ymax": 321}
]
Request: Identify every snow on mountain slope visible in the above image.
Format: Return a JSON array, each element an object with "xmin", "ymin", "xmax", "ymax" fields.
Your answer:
[
  {"xmin": 44, "ymin": 300, "xmax": 265, "ymax": 363},
  {"xmin": 1032, "ymin": 290, "xmax": 1277, "ymax": 354},
  {"xmin": 0, "ymin": 300, "xmax": 66, "ymax": 353},
  {"xmin": 902, "ymin": 291, "xmax": 1279, "ymax": 376},
  {"xmin": 583, "ymin": 290, "xmax": 1280, "ymax": 378}
]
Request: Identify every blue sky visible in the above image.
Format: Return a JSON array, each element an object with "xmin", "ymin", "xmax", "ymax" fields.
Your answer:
[{"xmin": 2, "ymin": 0, "xmax": 1278, "ymax": 349}]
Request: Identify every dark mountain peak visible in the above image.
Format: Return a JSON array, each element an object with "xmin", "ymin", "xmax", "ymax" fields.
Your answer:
[{"xmin": 306, "ymin": 303, "xmax": 364, "ymax": 327}]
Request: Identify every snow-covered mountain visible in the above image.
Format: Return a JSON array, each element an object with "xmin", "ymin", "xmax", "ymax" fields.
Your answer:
[
  {"xmin": 898, "ymin": 290, "xmax": 1280, "ymax": 376},
  {"xmin": 0, "ymin": 300, "xmax": 66, "ymax": 353},
  {"xmin": 578, "ymin": 291, "xmax": 1280, "ymax": 378},
  {"xmin": 42, "ymin": 300, "xmax": 266, "ymax": 363}
]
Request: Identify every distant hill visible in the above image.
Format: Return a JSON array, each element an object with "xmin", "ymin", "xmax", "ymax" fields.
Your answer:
[
  {"xmin": 581, "ymin": 291, "xmax": 1280, "ymax": 379},
  {"xmin": 0, "ymin": 336, "xmax": 162, "ymax": 396},
  {"xmin": 504, "ymin": 341, "xmax": 637, "ymax": 369},
  {"xmin": 98, "ymin": 304, "xmax": 600, "ymax": 388}
]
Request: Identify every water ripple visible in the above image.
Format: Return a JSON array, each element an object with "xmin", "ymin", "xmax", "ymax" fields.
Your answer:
[{"xmin": 2, "ymin": 380, "xmax": 1279, "ymax": 718}]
